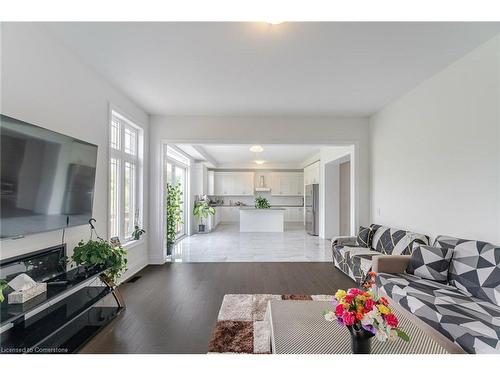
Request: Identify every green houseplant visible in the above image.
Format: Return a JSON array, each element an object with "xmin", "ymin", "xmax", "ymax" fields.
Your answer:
[
  {"xmin": 166, "ymin": 182, "xmax": 184, "ymax": 255},
  {"xmin": 0, "ymin": 279, "xmax": 8, "ymax": 303},
  {"xmin": 71, "ymin": 239, "xmax": 128, "ymax": 283},
  {"xmin": 131, "ymin": 225, "xmax": 146, "ymax": 240},
  {"xmin": 255, "ymin": 195, "xmax": 271, "ymax": 209},
  {"xmin": 193, "ymin": 200, "xmax": 216, "ymax": 232}
]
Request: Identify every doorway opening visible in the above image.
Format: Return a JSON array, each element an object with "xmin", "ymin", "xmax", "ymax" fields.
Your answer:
[{"xmin": 324, "ymin": 153, "xmax": 353, "ymax": 239}]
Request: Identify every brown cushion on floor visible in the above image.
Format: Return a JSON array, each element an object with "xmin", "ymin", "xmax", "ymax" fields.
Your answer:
[{"xmin": 208, "ymin": 321, "xmax": 253, "ymax": 353}]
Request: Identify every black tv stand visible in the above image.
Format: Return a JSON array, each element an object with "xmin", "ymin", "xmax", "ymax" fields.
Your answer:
[{"xmin": 1, "ymin": 247, "xmax": 124, "ymax": 354}]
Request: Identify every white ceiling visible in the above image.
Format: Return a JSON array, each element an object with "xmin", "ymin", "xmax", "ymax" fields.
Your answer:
[
  {"xmin": 43, "ymin": 22, "xmax": 500, "ymax": 116},
  {"xmin": 177, "ymin": 144, "xmax": 321, "ymax": 168}
]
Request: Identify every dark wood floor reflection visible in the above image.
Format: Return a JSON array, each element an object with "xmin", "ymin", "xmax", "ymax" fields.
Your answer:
[{"xmin": 80, "ymin": 262, "xmax": 355, "ymax": 354}]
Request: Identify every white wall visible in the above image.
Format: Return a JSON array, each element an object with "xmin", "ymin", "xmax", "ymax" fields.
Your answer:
[
  {"xmin": 149, "ymin": 115, "xmax": 370, "ymax": 261},
  {"xmin": 370, "ymin": 35, "xmax": 500, "ymax": 244},
  {"xmin": 0, "ymin": 23, "xmax": 150, "ymax": 280}
]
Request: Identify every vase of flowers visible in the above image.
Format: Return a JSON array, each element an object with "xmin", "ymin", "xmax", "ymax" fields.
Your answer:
[
  {"xmin": 323, "ymin": 272, "xmax": 409, "ymax": 354},
  {"xmin": 347, "ymin": 324, "xmax": 375, "ymax": 353}
]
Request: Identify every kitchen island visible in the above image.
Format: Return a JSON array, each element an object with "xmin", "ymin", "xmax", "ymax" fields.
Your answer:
[{"xmin": 239, "ymin": 207, "xmax": 285, "ymax": 232}]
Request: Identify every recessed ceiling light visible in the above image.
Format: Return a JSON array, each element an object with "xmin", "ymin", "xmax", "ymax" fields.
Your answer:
[
  {"xmin": 254, "ymin": 160, "xmax": 266, "ymax": 165},
  {"xmin": 250, "ymin": 145, "xmax": 264, "ymax": 153},
  {"xmin": 266, "ymin": 21, "xmax": 285, "ymax": 25}
]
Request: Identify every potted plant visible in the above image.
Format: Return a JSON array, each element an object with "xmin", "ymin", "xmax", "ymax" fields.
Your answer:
[
  {"xmin": 71, "ymin": 238, "xmax": 128, "ymax": 283},
  {"xmin": 255, "ymin": 195, "xmax": 271, "ymax": 209},
  {"xmin": 0, "ymin": 279, "xmax": 8, "ymax": 303},
  {"xmin": 193, "ymin": 200, "xmax": 216, "ymax": 232},
  {"xmin": 131, "ymin": 209, "xmax": 146, "ymax": 240},
  {"xmin": 131, "ymin": 225, "xmax": 146, "ymax": 240},
  {"xmin": 166, "ymin": 182, "xmax": 183, "ymax": 256},
  {"xmin": 323, "ymin": 272, "xmax": 409, "ymax": 354}
]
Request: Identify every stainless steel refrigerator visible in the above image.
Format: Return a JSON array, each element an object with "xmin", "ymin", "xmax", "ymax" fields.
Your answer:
[{"xmin": 305, "ymin": 184, "xmax": 319, "ymax": 236}]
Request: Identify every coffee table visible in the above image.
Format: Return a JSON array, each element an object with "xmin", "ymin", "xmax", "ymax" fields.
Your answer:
[{"xmin": 266, "ymin": 300, "xmax": 465, "ymax": 354}]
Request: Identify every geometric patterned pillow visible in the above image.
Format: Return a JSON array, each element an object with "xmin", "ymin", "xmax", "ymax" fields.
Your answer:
[
  {"xmin": 356, "ymin": 226, "xmax": 373, "ymax": 248},
  {"xmin": 371, "ymin": 226, "xmax": 429, "ymax": 255},
  {"xmin": 406, "ymin": 244, "xmax": 453, "ymax": 282},
  {"xmin": 449, "ymin": 240, "xmax": 500, "ymax": 306}
]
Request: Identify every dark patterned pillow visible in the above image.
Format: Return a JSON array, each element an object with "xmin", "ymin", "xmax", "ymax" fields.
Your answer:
[
  {"xmin": 406, "ymin": 244, "xmax": 453, "ymax": 282},
  {"xmin": 449, "ymin": 240, "xmax": 500, "ymax": 306},
  {"xmin": 356, "ymin": 226, "xmax": 373, "ymax": 248}
]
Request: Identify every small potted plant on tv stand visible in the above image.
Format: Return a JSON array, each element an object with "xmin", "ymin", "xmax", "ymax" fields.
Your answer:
[
  {"xmin": 193, "ymin": 200, "xmax": 216, "ymax": 233},
  {"xmin": 72, "ymin": 238, "xmax": 127, "ymax": 308},
  {"xmin": 71, "ymin": 219, "xmax": 128, "ymax": 307}
]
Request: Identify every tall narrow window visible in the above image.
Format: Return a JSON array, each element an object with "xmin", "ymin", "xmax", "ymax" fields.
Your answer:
[{"xmin": 109, "ymin": 110, "xmax": 143, "ymax": 243}]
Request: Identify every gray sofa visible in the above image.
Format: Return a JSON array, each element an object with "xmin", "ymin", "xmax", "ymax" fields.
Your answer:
[
  {"xmin": 374, "ymin": 235, "xmax": 500, "ymax": 354},
  {"xmin": 331, "ymin": 224, "xmax": 429, "ymax": 284}
]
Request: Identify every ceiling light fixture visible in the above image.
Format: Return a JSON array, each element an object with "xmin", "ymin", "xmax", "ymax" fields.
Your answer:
[
  {"xmin": 254, "ymin": 160, "xmax": 266, "ymax": 165},
  {"xmin": 266, "ymin": 21, "xmax": 284, "ymax": 25},
  {"xmin": 249, "ymin": 145, "xmax": 264, "ymax": 153}
]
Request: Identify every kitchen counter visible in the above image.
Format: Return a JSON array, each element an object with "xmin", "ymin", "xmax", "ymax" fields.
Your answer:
[{"xmin": 239, "ymin": 208, "xmax": 285, "ymax": 232}]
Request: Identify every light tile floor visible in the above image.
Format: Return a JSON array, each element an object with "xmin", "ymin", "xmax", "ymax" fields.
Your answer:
[{"xmin": 171, "ymin": 223, "xmax": 333, "ymax": 262}]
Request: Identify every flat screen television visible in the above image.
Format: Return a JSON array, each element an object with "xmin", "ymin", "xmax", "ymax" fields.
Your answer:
[{"xmin": 0, "ymin": 114, "xmax": 98, "ymax": 238}]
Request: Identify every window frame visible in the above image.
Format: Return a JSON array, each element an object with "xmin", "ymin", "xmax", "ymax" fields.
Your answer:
[
  {"xmin": 108, "ymin": 107, "xmax": 144, "ymax": 244},
  {"xmin": 165, "ymin": 147, "xmax": 190, "ymax": 239},
  {"xmin": 161, "ymin": 144, "xmax": 192, "ymax": 254}
]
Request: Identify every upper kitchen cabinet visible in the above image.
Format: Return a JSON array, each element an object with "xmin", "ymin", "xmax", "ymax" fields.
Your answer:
[
  {"xmin": 207, "ymin": 170, "xmax": 215, "ymax": 195},
  {"xmin": 304, "ymin": 161, "xmax": 320, "ymax": 185},
  {"xmin": 271, "ymin": 172, "xmax": 304, "ymax": 196},
  {"xmin": 214, "ymin": 171, "xmax": 254, "ymax": 196}
]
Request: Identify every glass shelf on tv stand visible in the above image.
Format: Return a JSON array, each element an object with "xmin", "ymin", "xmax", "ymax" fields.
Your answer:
[{"xmin": 0, "ymin": 265, "xmax": 124, "ymax": 353}]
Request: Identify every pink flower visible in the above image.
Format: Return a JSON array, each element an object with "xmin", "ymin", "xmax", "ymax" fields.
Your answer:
[
  {"xmin": 348, "ymin": 288, "xmax": 361, "ymax": 296},
  {"xmin": 364, "ymin": 299, "xmax": 375, "ymax": 311},
  {"xmin": 342, "ymin": 311, "xmax": 356, "ymax": 326},
  {"xmin": 335, "ymin": 303, "xmax": 345, "ymax": 317},
  {"xmin": 385, "ymin": 313, "xmax": 399, "ymax": 327},
  {"xmin": 344, "ymin": 294, "xmax": 354, "ymax": 304}
]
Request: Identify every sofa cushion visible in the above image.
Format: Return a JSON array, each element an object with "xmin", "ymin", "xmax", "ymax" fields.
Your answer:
[
  {"xmin": 406, "ymin": 244, "xmax": 453, "ymax": 282},
  {"xmin": 376, "ymin": 272, "xmax": 500, "ymax": 353},
  {"xmin": 447, "ymin": 239, "xmax": 500, "ymax": 307},
  {"xmin": 371, "ymin": 225, "xmax": 429, "ymax": 255},
  {"xmin": 332, "ymin": 246, "xmax": 380, "ymax": 284},
  {"xmin": 356, "ymin": 226, "xmax": 373, "ymax": 248}
]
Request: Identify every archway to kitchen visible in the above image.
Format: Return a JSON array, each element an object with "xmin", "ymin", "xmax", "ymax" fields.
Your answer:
[{"xmin": 158, "ymin": 142, "xmax": 357, "ymax": 262}]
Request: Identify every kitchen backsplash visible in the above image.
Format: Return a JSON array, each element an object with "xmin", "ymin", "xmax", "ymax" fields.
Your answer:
[{"xmin": 207, "ymin": 192, "xmax": 303, "ymax": 207}]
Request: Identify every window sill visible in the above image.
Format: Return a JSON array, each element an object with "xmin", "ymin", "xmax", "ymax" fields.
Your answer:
[{"xmin": 122, "ymin": 238, "xmax": 146, "ymax": 250}]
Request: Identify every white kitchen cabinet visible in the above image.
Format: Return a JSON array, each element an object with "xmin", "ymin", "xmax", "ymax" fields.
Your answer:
[
  {"xmin": 214, "ymin": 172, "xmax": 254, "ymax": 196},
  {"xmin": 219, "ymin": 207, "xmax": 229, "ymax": 222},
  {"xmin": 304, "ymin": 161, "xmax": 320, "ymax": 185},
  {"xmin": 215, "ymin": 207, "xmax": 221, "ymax": 226},
  {"xmin": 220, "ymin": 206, "xmax": 240, "ymax": 222},
  {"xmin": 283, "ymin": 207, "xmax": 304, "ymax": 222},
  {"xmin": 207, "ymin": 205, "xmax": 222, "ymax": 231},
  {"xmin": 210, "ymin": 206, "xmax": 221, "ymax": 228},
  {"xmin": 271, "ymin": 172, "xmax": 304, "ymax": 196},
  {"xmin": 207, "ymin": 170, "xmax": 215, "ymax": 195},
  {"xmin": 214, "ymin": 173, "xmax": 230, "ymax": 195}
]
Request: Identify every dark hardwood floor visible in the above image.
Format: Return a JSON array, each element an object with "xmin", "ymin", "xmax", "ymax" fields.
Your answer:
[{"xmin": 80, "ymin": 262, "xmax": 355, "ymax": 354}]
